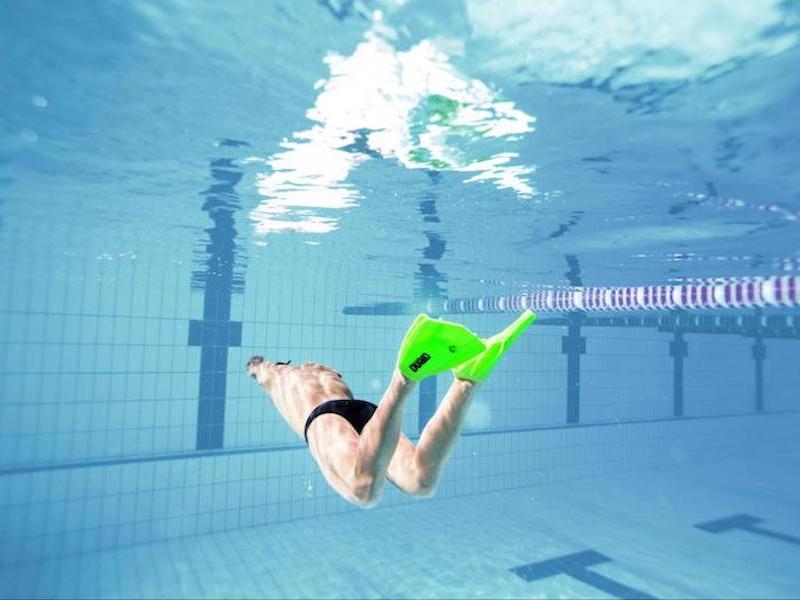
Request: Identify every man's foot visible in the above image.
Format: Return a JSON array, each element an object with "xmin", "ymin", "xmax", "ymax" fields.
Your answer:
[
  {"xmin": 452, "ymin": 309, "xmax": 536, "ymax": 382},
  {"xmin": 397, "ymin": 314, "xmax": 485, "ymax": 381}
]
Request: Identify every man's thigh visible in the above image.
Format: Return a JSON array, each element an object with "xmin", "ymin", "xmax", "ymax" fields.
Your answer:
[{"xmin": 308, "ymin": 415, "xmax": 362, "ymax": 501}]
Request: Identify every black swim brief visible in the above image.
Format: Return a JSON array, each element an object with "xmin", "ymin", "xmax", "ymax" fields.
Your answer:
[{"xmin": 303, "ymin": 399, "xmax": 378, "ymax": 444}]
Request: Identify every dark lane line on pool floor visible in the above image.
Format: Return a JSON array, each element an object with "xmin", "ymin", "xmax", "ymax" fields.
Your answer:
[{"xmin": 511, "ymin": 549, "xmax": 656, "ymax": 600}]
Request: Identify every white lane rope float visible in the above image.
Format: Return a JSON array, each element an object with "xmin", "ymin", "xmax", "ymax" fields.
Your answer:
[{"xmin": 423, "ymin": 276, "xmax": 800, "ymax": 315}]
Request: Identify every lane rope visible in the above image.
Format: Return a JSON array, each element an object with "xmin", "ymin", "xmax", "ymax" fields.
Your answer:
[{"xmin": 426, "ymin": 276, "xmax": 800, "ymax": 315}]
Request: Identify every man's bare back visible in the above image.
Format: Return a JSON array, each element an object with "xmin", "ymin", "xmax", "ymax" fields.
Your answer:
[
  {"xmin": 246, "ymin": 311, "xmax": 535, "ymax": 507},
  {"xmin": 246, "ymin": 358, "xmax": 352, "ymax": 437}
]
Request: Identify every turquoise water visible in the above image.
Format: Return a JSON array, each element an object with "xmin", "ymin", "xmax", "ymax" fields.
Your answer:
[{"xmin": 1, "ymin": 1, "xmax": 799, "ymax": 598}]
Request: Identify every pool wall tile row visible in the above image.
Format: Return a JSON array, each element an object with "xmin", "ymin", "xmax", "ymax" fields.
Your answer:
[{"xmin": 0, "ymin": 406, "xmax": 797, "ymax": 565}]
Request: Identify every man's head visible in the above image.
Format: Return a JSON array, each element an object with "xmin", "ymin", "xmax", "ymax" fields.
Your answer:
[{"xmin": 246, "ymin": 355, "xmax": 291, "ymax": 388}]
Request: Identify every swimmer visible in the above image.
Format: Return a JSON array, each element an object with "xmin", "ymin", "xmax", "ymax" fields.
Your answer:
[{"xmin": 246, "ymin": 310, "xmax": 535, "ymax": 508}]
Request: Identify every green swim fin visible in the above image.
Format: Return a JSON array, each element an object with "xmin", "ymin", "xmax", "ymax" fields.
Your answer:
[
  {"xmin": 453, "ymin": 309, "xmax": 536, "ymax": 382},
  {"xmin": 397, "ymin": 314, "xmax": 485, "ymax": 381}
]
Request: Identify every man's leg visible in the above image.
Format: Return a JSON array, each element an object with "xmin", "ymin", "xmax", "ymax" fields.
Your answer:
[
  {"xmin": 387, "ymin": 376, "xmax": 478, "ymax": 496},
  {"xmin": 394, "ymin": 309, "xmax": 535, "ymax": 491},
  {"xmin": 413, "ymin": 377, "xmax": 478, "ymax": 486},
  {"xmin": 348, "ymin": 313, "xmax": 487, "ymax": 504},
  {"xmin": 386, "ymin": 310, "xmax": 535, "ymax": 497},
  {"xmin": 348, "ymin": 369, "xmax": 416, "ymax": 504},
  {"xmin": 345, "ymin": 372, "xmax": 476, "ymax": 502}
]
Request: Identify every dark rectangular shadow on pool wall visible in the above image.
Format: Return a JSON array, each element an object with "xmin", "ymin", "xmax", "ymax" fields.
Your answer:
[
  {"xmin": 189, "ymin": 140, "xmax": 248, "ymax": 451},
  {"xmin": 415, "ymin": 179, "xmax": 449, "ymax": 433}
]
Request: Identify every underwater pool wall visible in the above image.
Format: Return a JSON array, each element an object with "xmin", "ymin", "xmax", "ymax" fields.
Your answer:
[{"xmin": 1, "ymin": 293, "xmax": 798, "ymax": 565}]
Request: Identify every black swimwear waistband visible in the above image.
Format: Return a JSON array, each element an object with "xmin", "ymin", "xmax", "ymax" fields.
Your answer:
[{"xmin": 303, "ymin": 399, "xmax": 378, "ymax": 443}]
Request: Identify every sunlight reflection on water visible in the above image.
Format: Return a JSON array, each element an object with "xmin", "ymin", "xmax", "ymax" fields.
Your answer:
[{"xmin": 249, "ymin": 10, "xmax": 536, "ymax": 243}]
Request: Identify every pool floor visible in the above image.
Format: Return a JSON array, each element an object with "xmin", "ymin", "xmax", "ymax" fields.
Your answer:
[{"xmin": 3, "ymin": 450, "xmax": 798, "ymax": 599}]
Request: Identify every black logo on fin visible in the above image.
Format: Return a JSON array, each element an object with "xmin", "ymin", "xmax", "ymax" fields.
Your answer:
[{"xmin": 409, "ymin": 352, "xmax": 431, "ymax": 373}]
